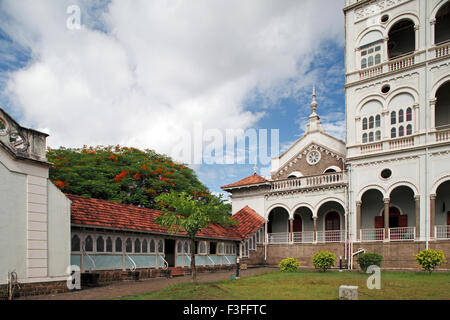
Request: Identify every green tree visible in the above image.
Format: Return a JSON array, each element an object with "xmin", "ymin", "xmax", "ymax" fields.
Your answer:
[
  {"xmin": 155, "ymin": 191, "xmax": 236, "ymax": 281},
  {"xmin": 47, "ymin": 145, "xmax": 214, "ymax": 209}
]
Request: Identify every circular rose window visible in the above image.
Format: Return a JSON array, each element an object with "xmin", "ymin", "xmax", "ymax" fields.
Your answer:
[{"xmin": 307, "ymin": 150, "xmax": 321, "ymax": 165}]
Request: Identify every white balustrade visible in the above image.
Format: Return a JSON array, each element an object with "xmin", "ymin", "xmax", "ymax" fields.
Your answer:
[
  {"xmin": 270, "ymin": 172, "xmax": 346, "ymax": 192},
  {"xmin": 292, "ymin": 232, "xmax": 315, "ymax": 244},
  {"xmin": 360, "ymin": 229, "xmax": 385, "ymax": 242},
  {"xmin": 316, "ymin": 230, "xmax": 345, "ymax": 243},
  {"xmin": 435, "ymin": 225, "xmax": 450, "ymax": 240},
  {"xmin": 389, "ymin": 227, "xmax": 415, "ymax": 241}
]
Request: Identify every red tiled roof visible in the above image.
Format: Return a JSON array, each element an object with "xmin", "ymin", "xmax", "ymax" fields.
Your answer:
[
  {"xmin": 221, "ymin": 173, "xmax": 269, "ymax": 190},
  {"xmin": 67, "ymin": 194, "xmax": 242, "ymax": 241},
  {"xmin": 231, "ymin": 206, "xmax": 265, "ymax": 239}
]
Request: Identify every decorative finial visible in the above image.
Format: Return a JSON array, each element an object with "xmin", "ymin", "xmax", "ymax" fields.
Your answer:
[
  {"xmin": 310, "ymin": 86, "xmax": 318, "ymax": 114},
  {"xmin": 253, "ymin": 160, "xmax": 258, "ymax": 174}
]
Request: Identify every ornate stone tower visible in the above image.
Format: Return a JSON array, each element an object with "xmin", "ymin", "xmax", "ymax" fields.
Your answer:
[{"xmin": 343, "ymin": 0, "xmax": 450, "ymax": 247}]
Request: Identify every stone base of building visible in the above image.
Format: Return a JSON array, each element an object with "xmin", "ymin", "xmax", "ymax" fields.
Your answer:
[
  {"xmin": 0, "ymin": 280, "xmax": 69, "ymax": 299},
  {"xmin": 0, "ymin": 265, "xmax": 236, "ymax": 299},
  {"xmin": 242, "ymin": 241, "xmax": 450, "ymax": 271}
]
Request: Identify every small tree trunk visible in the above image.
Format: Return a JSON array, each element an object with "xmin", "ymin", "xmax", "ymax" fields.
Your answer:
[{"xmin": 190, "ymin": 236, "xmax": 197, "ymax": 282}]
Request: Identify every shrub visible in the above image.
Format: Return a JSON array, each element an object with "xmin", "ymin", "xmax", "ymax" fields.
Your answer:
[
  {"xmin": 312, "ymin": 251, "xmax": 336, "ymax": 272},
  {"xmin": 279, "ymin": 257, "xmax": 300, "ymax": 272},
  {"xmin": 357, "ymin": 253, "xmax": 383, "ymax": 272},
  {"xmin": 414, "ymin": 249, "xmax": 446, "ymax": 274}
]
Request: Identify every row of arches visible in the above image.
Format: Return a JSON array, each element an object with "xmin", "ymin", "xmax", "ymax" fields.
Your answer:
[
  {"xmin": 358, "ymin": 2, "xmax": 450, "ymax": 70},
  {"xmin": 267, "ymin": 200, "xmax": 346, "ymax": 243},
  {"xmin": 356, "ymin": 179, "xmax": 450, "ymax": 241}
]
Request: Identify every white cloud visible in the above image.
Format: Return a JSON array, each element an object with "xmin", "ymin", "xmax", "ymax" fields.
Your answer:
[{"xmin": 0, "ymin": 0, "xmax": 345, "ymax": 163}]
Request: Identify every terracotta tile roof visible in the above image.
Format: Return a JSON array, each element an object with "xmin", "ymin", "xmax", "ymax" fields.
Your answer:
[
  {"xmin": 231, "ymin": 206, "xmax": 265, "ymax": 239},
  {"xmin": 221, "ymin": 173, "xmax": 269, "ymax": 190},
  {"xmin": 67, "ymin": 194, "xmax": 242, "ymax": 241}
]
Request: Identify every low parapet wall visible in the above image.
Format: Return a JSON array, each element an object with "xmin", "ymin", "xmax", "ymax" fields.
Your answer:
[{"xmin": 242, "ymin": 241, "xmax": 450, "ymax": 270}]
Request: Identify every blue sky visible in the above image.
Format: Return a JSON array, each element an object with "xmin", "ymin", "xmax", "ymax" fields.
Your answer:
[{"xmin": 0, "ymin": 0, "xmax": 346, "ymax": 198}]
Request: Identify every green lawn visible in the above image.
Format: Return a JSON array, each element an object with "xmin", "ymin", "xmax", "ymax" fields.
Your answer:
[{"xmin": 121, "ymin": 270, "xmax": 450, "ymax": 300}]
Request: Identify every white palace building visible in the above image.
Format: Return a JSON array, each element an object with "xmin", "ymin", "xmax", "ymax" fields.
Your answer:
[
  {"xmin": 1, "ymin": 0, "xmax": 450, "ymax": 298},
  {"xmin": 222, "ymin": 0, "xmax": 450, "ymax": 269}
]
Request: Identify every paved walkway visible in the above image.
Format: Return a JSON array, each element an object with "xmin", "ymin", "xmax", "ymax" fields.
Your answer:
[{"xmin": 20, "ymin": 267, "xmax": 275, "ymax": 300}]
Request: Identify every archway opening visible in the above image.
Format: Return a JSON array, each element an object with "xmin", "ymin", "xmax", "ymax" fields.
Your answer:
[
  {"xmin": 317, "ymin": 201, "xmax": 345, "ymax": 242},
  {"xmin": 436, "ymin": 181, "xmax": 450, "ymax": 239},
  {"xmin": 435, "ymin": 82, "xmax": 450, "ymax": 130},
  {"xmin": 436, "ymin": 2, "xmax": 450, "ymax": 45},
  {"xmin": 292, "ymin": 207, "xmax": 314, "ymax": 243},
  {"xmin": 388, "ymin": 19, "xmax": 415, "ymax": 59},
  {"xmin": 267, "ymin": 207, "xmax": 289, "ymax": 243}
]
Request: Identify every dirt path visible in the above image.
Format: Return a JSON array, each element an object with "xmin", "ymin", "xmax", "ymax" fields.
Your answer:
[{"xmin": 20, "ymin": 267, "xmax": 275, "ymax": 300}]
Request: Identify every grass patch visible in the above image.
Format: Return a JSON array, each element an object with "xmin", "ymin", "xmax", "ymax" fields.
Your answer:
[{"xmin": 121, "ymin": 270, "xmax": 450, "ymax": 300}]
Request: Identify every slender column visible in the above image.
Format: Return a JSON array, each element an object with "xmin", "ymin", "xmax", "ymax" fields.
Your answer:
[
  {"xmin": 413, "ymin": 103, "xmax": 419, "ymax": 133},
  {"xmin": 384, "ymin": 198, "xmax": 390, "ymax": 240},
  {"xmin": 430, "ymin": 99, "xmax": 437, "ymax": 132},
  {"xmin": 264, "ymin": 220, "xmax": 268, "ymax": 244},
  {"xmin": 415, "ymin": 195, "xmax": 420, "ymax": 240},
  {"xmin": 430, "ymin": 194, "xmax": 436, "ymax": 239},
  {"xmin": 313, "ymin": 217, "xmax": 318, "ymax": 242},
  {"xmin": 289, "ymin": 218, "xmax": 294, "ymax": 244},
  {"xmin": 414, "ymin": 24, "xmax": 419, "ymax": 51},
  {"xmin": 356, "ymin": 201, "xmax": 362, "ymax": 241}
]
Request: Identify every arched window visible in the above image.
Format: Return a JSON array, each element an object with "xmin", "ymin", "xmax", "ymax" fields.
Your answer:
[
  {"xmin": 142, "ymin": 239, "xmax": 148, "ymax": 253},
  {"xmin": 125, "ymin": 238, "xmax": 132, "ymax": 253},
  {"xmin": 406, "ymin": 124, "xmax": 412, "ymax": 136},
  {"xmin": 435, "ymin": 2, "xmax": 450, "ymax": 45},
  {"xmin": 406, "ymin": 107, "xmax": 412, "ymax": 121},
  {"xmin": 150, "ymin": 239, "xmax": 156, "ymax": 253},
  {"xmin": 375, "ymin": 115, "xmax": 381, "ymax": 127},
  {"xmin": 177, "ymin": 241, "xmax": 183, "ymax": 254},
  {"xmin": 158, "ymin": 240, "xmax": 164, "ymax": 253},
  {"xmin": 134, "ymin": 239, "xmax": 141, "ymax": 253},
  {"xmin": 369, "ymin": 132, "xmax": 374, "ymax": 142},
  {"xmin": 369, "ymin": 116, "xmax": 374, "ymax": 129},
  {"xmin": 106, "ymin": 237, "xmax": 113, "ymax": 252},
  {"xmin": 435, "ymin": 82, "xmax": 450, "ymax": 130},
  {"xmin": 184, "ymin": 241, "xmax": 189, "ymax": 254},
  {"xmin": 376, "ymin": 130, "xmax": 381, "ymax": 141},
  {"xmin": 399, "ymin": 126, "xmax": 405, "ymax": 137},
  {"xmin": 115, "ymin": 237, "xmax": 122, "ymax": 252},
  {"xmin": 368, "ymin": 56, "xmax": 374, "ymax": 67},
  {"xmin": 399, "ymin": 109, "xmax": 404, "ymax": 123},
  {"xmin": 362, "ymin": 118, "xmax": 368, "ymax": 130},
  {"xmin": 391, "ymin": 111, "xmax": 397, "ymax": 124},
  {"xmin": 361, "ymin": 58, "xmax": 367, "ymax": 69},
  {"xmin": 85, "ymin": 235, "xmax": 93, "ymax": 252},
  {"xmin": 391, "ymin": 127, "xmax": 397, "ymax": 138},
  {"xmin": 71, "ymin": 235, "xmax": 80, "ymax": 252},
  {"xmin": 375, "ymin": 54, "xmax": 381, "ymax": 65},
  {"xmin": 96, "ymin": 236, "xmax": 104, "ymax": 252},
  {"xmin": 362, "ymin": 133, "xmax": 368, "ymax": 144},
  {"xmin": 388, "ymin": 19, "xmax": 415, "ymax": 59}
]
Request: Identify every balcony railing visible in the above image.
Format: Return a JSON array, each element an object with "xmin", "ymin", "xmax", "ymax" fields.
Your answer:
[
  {"xmin": 389, "ymin": 136, "xmax": 414, "ymax": 150},
  {"xmin": 433, "ymin": 42, "xmax": 450, "ymax": 59},
  {"xmin": 435, "ymin": 225, "xmax": 450, "ymax": 240},
  {"xmin": 317, "ymin": 230, "xmax": 345, "ymax": 243},
  {"xmin": 389, "ymin": 227, "xmax": 415, "ymax": 241},
  {"xmin": 270, "ymin": 172, "xmax": 346, "ymax": 193},
  {"xmin": 360, "ymin": 142, "xmax": 383, "ymax": 154},
  {"xmin": 267, "ymin": 233, "xmax": 290, "ymax": 244},
  {"xmin": 360, "ymin": 228, "xmax": 385, "ymax": 242},
  {"xmin": 435, "ymin": 128, "xmax": 450, "ymax": 143},
  {"xmin": 293, "ymin": 231, "xmax": 315, "ymax": 244},
  {"xmin": 388, "ymin": 54, "xmax": 415, "ymax": 72}
]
